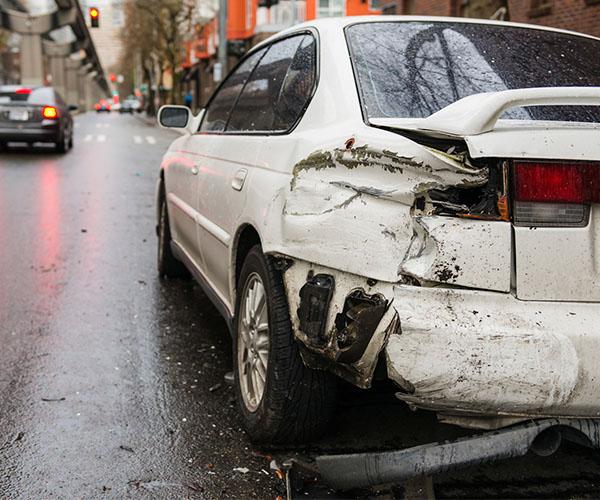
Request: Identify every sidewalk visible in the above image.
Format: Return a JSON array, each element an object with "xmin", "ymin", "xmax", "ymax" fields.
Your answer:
[
  {"xmin": 133, "ymin": 112, "xmax": 157, "ymax": 127},
  {"xmin": 134, "ymin": 112, "xmax": 188, "ymax": 136}
]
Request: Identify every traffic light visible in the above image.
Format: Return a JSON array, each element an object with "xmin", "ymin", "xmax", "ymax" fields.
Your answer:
[{"xmin": 89, "ymin": 7, "xmax": 100, "ymax": 28}]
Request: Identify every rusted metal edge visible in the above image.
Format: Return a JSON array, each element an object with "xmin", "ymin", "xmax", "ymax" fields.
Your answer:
[{"xmin": 310, "ymin": 418, "xmax": 600, "ymax": 490}]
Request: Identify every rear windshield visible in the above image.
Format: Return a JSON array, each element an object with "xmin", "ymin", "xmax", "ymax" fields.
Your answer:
[
  {"xmin": 0, "ymin": 87, "xmax": 55, "ymax": 105},
  {"xmin": 345, "ymin": 22, "xmax": 600, "ymax": 123}
]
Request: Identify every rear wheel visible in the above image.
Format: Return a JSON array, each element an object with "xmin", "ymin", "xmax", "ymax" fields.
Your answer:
[
  {"xmin": 234, "ymin": 245, "xmax": 336, "ymax": 444},
  {"xmin": 157, "ymin": 188, "xmax": 189, "ymax": 279},
  {"xmin": 55, "ymin": 130, "xmax": 69, "ymax": 153}
]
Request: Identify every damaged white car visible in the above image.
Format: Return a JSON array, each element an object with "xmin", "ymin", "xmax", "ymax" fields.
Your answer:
[{"xmin": 156, "ymin": 16, "xmax": 600, "ymax": 443}]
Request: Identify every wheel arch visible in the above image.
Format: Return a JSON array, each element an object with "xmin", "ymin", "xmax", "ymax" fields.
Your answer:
[
  {"xmin": 155, "ymin": 169, "xmax": 166, "ymax": 235},
  {"xmin": 231, "ymin": 223, "xmax": 262, "ymax": 304}
]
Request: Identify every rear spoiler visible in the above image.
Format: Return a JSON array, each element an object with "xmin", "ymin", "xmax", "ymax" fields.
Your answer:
[{"xmin": 371, "ymin": 87, "xmax": 600, "ymax": 137}]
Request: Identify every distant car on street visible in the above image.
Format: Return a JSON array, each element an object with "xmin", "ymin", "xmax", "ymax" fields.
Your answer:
[
  {"xmin": 95, "ymin": 99, "xmax": 111, "ymax": 112},
  {"xmin": 0, "ymin": 85, "xmax": 76, "ymax": 153},
  {"xmin": 120, "ymin": 97, "xmax": 139, "ymax": 114},
  {"xmin": 156, "ymin": 17, "xmax": 600, "ymax": 446},
  {"xmin": 128, "ymin": 96, "xmax": 142, "ymax": 113}
]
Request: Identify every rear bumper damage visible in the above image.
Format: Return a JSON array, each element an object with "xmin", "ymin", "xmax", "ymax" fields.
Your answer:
[{"xmin": 283, "ymin": 259, "xmax": 600, "ymax": 428}]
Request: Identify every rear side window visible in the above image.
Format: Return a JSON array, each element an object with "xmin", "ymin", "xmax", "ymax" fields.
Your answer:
[
  {"xmin": 0, "ymin": 87, "xmax": 55, "ymax": 104},
  {"xmin": 28, "ymin": 88, "xmax": 55, "ymax": 105},
  {"xmin": 346, "ymin": 22, "xmax": 600, "ymax": 122},
  {"xmin": 200, "ymin": 48, "xmax": 267, "ymax": 133},
  {"xmin": 226, "ymin": 34, "xmax": 317, "ymax": 133}
]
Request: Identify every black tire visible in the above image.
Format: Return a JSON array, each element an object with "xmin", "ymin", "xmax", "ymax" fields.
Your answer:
[
  {"xmin": 157, "ymin": 188, "xmax": 189, "ymax": 279},
  {"xmin": 55, "ymin": 130, "xmax": 68, "ymax": 153},
  {"xmin": 234, "ymin": 245, "xmax": 336, "ymax": 444}
]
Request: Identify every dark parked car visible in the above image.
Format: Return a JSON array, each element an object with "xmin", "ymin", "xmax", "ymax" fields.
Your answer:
[{"xmin": 0, "ymin": 85, "xmax": 76, "ymax": 153}]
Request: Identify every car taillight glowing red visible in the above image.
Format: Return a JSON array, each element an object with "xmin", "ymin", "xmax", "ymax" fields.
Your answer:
[
  {"xmin": 42, "ymin": 106, "xmax": 58, "ymax": 119},
  {"xmin": 514, "ymin": 161, "xmax": 600, "ymax": 204}
]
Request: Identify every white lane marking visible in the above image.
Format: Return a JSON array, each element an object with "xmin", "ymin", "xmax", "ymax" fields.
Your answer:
[
  {"xmin": 133, "ymin": 135, "xmax": 142, "ymax": 144},
  {"xmin": 84, "ymin": 134, "xmax": 92, "ymax": 142},
  {"xmin": 97, "ymin": 135, "xmax": 106, "ymax": 143},
  {"xmin": 96, "ymin": 123, "xmax": 101, "ymax": 128},
  {"xmin": 104, "ymin": 123, "xmax": 110, "ymax": 128},
  {"xmin": 146, "ymin": 136, "xmax": 156, "ymax": 145}
]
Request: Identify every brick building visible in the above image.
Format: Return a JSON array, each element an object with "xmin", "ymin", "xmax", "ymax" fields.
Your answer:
[{"xmin": 388, "ymin": 0, "xmax": 600, "ymax": 38}]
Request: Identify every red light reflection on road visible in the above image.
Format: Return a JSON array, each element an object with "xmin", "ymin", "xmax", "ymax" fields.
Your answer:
[{"xmin": 36, "ymin": 161, "xmax": 63, "ymax": 297}]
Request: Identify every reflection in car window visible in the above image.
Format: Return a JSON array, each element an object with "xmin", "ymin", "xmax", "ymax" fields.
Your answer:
[
  {"xmin": 200, "ymin": 48, "xmax": 267, "ymax": 132},
  {"xmin": 28, "ymin": 88, "xmax": 55, "ymax": 105},
  {"xmin": 227, "ymin": 34, "xmax": 316, "ymax": 133},
  {"xmin": 346, "ymin": 22, "xmax": 600, "ymax": 122}
]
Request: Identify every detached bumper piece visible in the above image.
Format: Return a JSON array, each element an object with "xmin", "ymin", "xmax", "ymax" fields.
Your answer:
[{"xmin": 308, "ymin": 419, "xmax": 600, "ymax": 490}]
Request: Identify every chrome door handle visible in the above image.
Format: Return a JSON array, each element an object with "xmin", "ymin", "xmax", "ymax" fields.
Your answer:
[
  {"xmin": 231, "ymin": 168, "xmax": 247, "ymax": 191},
  {"xmin": 191, "ymin": 167, "xmax": 199, "ymax": 175}
]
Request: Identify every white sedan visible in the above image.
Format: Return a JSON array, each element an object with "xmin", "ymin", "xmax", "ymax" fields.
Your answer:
[{"xmin": 156, "ymin": 16, "xmax": 600, "ymax": 443}]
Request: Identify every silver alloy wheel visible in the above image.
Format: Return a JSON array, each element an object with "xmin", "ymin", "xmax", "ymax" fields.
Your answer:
[{"xmin": 238, "ymin": 272, "xmax": 269, "ymax": 413}]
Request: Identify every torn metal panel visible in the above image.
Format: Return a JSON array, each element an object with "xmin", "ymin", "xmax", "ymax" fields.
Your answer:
[
  {"xmin": 279, "ymin": 143, "xmax": 489, "ymax": 283},
  {"xmin": 400, "ymin": 216, "xmax": 512, "ymax": 292},
  {"xmin": 282, "ymin": 260, "xmax": 396, "ymax": 388},
  {"xmin": 385, "ymin": 285, "xmax": 600, "ymax": 422},
  {"xmin": 281, "ymin": 181, "xmax": 414, "ymax": 283},
  {"xmin": 313, "ymin": 418, "xmax": 600, "ymax": 490}
]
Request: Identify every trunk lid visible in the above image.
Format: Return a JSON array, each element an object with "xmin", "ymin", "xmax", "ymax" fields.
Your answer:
[
  {"xmin": 0, "ymin": 102, "xmax": 45, "ymax": 125},
  {"xmin": 373, "ymin": 87, "xmax": 600, "ymax": 302}
]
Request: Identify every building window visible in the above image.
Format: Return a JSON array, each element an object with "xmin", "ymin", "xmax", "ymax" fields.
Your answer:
[
  {"xmin": 112, "ymin": 2, "xmax": 125, "ymax": 27},
  {"xmin": 585, "ymin": 0, "xmax": 600, "ymax": 5},
  {"xmin": 318, "ymin": 0, "xmax": 345, "ymax": 17},
  {"xmin": 529, "ymin": 0, "xmax": 553, "ymax": 17}
]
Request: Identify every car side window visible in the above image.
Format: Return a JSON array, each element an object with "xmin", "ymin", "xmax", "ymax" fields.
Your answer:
[
  {"xmin": 226, "ymin": 34, "xmax": 316, "ymax": 133},
  {"xmin": 55, "ymin": 92, "xmax": 65, "ymax": 107},
  {"xmin": 199, "ymin": 48, "xmax": 267, "ymax": 133}
]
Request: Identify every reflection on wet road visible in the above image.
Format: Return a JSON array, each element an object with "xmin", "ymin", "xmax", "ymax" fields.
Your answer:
[{"xmin": 1, "ymin": 113, "xmax": 600, "ymax": 499}]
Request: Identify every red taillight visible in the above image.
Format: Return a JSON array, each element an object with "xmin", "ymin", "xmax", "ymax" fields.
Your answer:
[
  {"xmin": 514, "ymin": 161, "xmax": 600, "ymax": 204},
  {"xmin": 42, "ymin": 106, "xmax": 58, "ymax": 119},
  {"xmin": 15, "ymin": 88, "xmax": 32, "ymax": 95}
]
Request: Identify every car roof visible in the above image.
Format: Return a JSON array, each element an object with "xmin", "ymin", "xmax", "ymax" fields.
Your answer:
[
  {"xmin": 0, "ymin": 85, "xmax": 40, "ymax": 91},
  {"xmin": 256, "ymin": 15, "xmax": 600, "ymax": 50}
]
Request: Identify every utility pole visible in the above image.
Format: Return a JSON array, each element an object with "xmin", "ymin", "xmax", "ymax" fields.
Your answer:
[{"xmin": 216, "ymin": 0, "xmax": 227, "ymax": 82}]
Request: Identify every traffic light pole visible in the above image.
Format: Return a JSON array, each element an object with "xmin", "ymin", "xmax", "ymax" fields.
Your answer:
[{"xmin": 217, "ymin": 0, "xmax": 228, "ymax": 80}]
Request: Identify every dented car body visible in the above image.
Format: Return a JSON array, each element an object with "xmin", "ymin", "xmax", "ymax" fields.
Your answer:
[{"xmin": 157, "ymin": 16, "xmax": 600, "ymax": 436}]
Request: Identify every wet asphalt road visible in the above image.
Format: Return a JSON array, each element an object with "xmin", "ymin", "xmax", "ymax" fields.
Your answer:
[{"xmin": 1, "ymin": 112, "xmax": 600, "ymax": 499}]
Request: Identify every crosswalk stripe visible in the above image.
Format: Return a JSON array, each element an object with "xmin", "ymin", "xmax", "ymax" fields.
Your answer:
[
  {"xmin": 133, "ymin": 135, "xmax": 142, "ymax": 144},
  {"xmin": 97, "ymin": 135, "xmax": 106, "ymax": 143},
  {"xmin": 146, "ymin": 136, "xmax": 156, "ymax": 145},
  {"xmin": 83, "ymin": 134, "xmax": 92, "ymax": 142}
]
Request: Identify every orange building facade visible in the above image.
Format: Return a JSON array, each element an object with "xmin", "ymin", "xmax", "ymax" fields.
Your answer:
[{"xmin": 306, "ymin": 0, "xmax": 381, "ymax": 19}]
